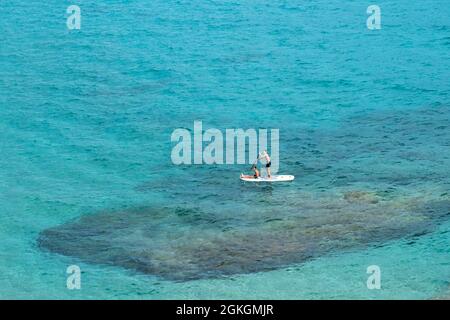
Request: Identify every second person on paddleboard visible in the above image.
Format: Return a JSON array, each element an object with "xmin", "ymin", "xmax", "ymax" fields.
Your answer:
[
  {"xmin": 240, "ymin": 164, "xmax": 260, "ymax": 180},
  {"xmin": 258, "ymin": 150, "xmax": 271, "ymax": 178}
]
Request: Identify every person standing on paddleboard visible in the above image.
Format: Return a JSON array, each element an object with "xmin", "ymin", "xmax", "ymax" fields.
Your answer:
[{"xmin": 258, "ymin": 150, "xmax": 272, "ymax": 178}]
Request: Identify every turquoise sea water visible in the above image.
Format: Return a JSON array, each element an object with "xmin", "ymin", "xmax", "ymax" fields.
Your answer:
[{"xmin": 0, "ymin": 0, "xmax": 449, "ymax": 299}]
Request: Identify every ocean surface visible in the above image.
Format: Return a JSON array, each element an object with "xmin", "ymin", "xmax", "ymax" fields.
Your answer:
[{"xmin": 0, "ymin": 0, "xmax": 449, "ymax": 299}]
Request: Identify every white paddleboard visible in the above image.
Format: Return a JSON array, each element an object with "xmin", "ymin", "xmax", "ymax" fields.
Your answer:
[{"xmin": 240, "ymin": 175, "xmax": 295, "ymax": 182}]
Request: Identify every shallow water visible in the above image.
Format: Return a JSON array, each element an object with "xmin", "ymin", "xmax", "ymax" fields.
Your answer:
[{"xmin": 1, "ymin": 0, "xmax": 449, "ymax": 299}]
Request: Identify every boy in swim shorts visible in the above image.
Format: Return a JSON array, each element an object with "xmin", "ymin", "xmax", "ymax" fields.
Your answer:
[{"xmin": 258, "ymin": 150, "xmax": 271, "ymax": 178}]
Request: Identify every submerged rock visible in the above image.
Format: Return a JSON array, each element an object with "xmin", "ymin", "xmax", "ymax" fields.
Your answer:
[
  {"xmin": 343, "ymin": 191, "xmax": 380, "ymax": 204},
  {"xmin": 38, "ymin": 199, "xmax": 450, "ymax": 281}
]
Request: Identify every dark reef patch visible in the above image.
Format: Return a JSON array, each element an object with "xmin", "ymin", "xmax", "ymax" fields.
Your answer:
[{"xmin": 38, "ymin": 198, "xmax": 450, "ymax": 281}]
